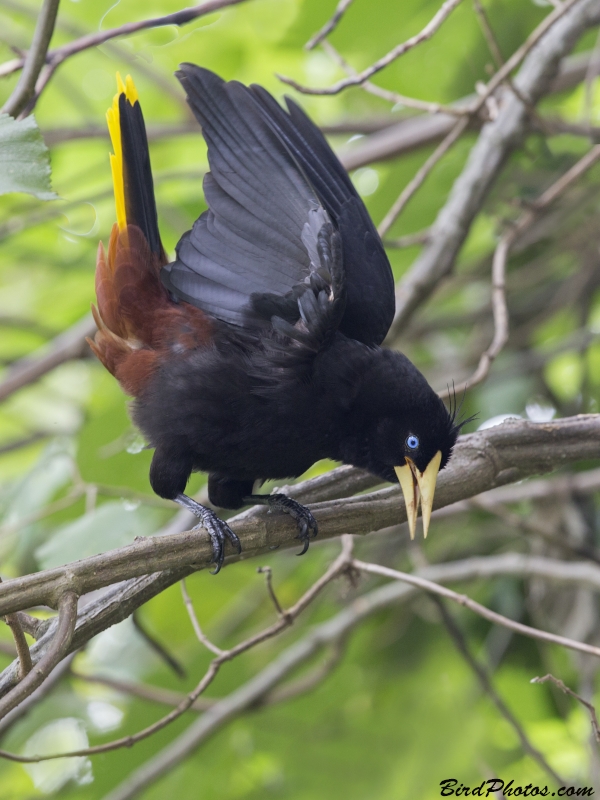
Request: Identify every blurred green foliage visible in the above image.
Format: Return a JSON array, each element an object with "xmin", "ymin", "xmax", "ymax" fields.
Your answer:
[{"xmin": 1, "ymin": 0, "xmax": 600, "ymax": 798}]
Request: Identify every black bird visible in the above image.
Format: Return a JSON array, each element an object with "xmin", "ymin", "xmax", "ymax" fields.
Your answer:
[{"xmin": 89, "ymin": 67, "xmax": 460, "ymax": 572}]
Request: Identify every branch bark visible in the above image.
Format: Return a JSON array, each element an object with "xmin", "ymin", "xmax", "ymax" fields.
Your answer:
[{"xmin": 0, "ymin": 415, "xmax": 598, "ymax": 697}]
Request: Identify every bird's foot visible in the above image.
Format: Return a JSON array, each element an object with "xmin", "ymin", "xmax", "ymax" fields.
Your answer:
[
  {"xmin": 175, "ymin": 494, "xmax": 241, "ymax": 574},
  {"xmin": 245, "ymin": 493, "xmax": 318, "ymax": 555}
]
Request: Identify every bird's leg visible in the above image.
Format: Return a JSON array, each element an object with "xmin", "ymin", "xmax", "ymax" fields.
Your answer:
[
  {"xmin": 175, "ymin": 494, "xmax": 241, "ymax": 574},
  {"xmin": 244, "ymin": 494, "xmax": 318, "ymax": 555}
]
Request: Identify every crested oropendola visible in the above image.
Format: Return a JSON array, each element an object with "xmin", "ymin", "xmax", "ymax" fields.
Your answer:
[{"xmin": 89, "ymin": 67, "xmax": 461, "ymax": 572}]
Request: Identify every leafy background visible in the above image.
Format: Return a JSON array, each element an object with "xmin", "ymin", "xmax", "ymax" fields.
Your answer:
[{"xmin": 1, "ymin": 0, "xmax": 600, "ymax": 797}]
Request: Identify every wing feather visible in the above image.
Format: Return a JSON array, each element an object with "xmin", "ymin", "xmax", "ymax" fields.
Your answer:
[{"xmin": 162, "ymin": 65, "xmax": 394, "ymax": 346}]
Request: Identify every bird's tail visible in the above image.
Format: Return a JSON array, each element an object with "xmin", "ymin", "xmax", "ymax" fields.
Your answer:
[
  {"xmin": 89, "ymin": 74, "xmax": 212, "ymax": 396},
  {"xmin": 88, "ymin": 74, "xmax": 169, "ymax": 396}
]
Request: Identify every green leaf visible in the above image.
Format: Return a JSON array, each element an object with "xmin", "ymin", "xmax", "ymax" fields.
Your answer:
[{"xmin": 0, "ymin": 113, "xmax": 57, "ymax": 200}]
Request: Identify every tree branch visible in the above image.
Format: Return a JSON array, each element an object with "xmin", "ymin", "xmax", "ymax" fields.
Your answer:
[
  {"xmin": 85, "ymin": 551, "xmax": 600, "ymax": 800},
  {"xmin": 0, "ymin": 416, "xmax": 598, "ymax": 698},
  {"xmin": 439, "ymin": 140, "xmax": 600, "ymax": 398},
  {"xmin": 0, "ymin": 313, "xmax": 95, "ymax": 402},
  {"xmin": 387, "ymin": 0, "xmax": 600, "ymax": 339},
  {"xmin": 338, "ymin": 50, "xmax": 600, "ymax": 171},
  {"xmin": 0, "ymin": 1, "xmax": 252, "ymax": 109},
  {"xmin": 0, "ymin": 591, "xmax": 77, "ymax": 717},
  {"xmin": 0, "ymin": 415, "xmax": 597, "ymax": 617},
  {"xmin": 0, "ymin": 537, "xmax": 355, "ymax": 753},
  {"xmin": 433, "ymin": 598, "xmax": 564, "ymax": 785},
  {"xmin": 1, "ymin": 0, "xmax": 60, "ymax": 117},
  {"xmin": 305, "ymin": 0, "xmax": 354, "ymax": 51},
  {"xmin": 280, "ymin": 0, "xmax": 464, "ymax": 95},
  {"xmin": 532, "ymin": 674, "xmax": 600, "ymax": 743}
]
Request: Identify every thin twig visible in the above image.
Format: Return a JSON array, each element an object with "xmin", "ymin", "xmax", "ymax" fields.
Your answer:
[
  {"xmin": 0, "ymin": 591, "xmax": 77, "ymax": 720},
  {"xmin": 132, "ymin": 611, "xmax": 186, "ymax": 678},
  {"xmin": 352, "ymin": 560, "xmax": 600, "ymax": 660},
  {"xmin": 257, "ymin": 566, "xmax": 287, "ymax": 618},
  {"xmin": 378, "ymin": 117, "xmax": 469, "ymax": 237},
  {"xmin": 262, "ymin": 638, "xmax": 347, "ymax": 706},
  {"xmin": 0, "ymin": 0, "xmax": 251, "ymax": 110},
  {"xmin": 320, "ymin": 39, "xmax": 467, "ymax": 119},
  {"xmin": 441, "ymin": 141, "xmax": 600, "ymax": 397},
  {"xmin": 180, "ymin": 579, "xmax": 224, "ymax": 656},
  {"xmin": 22, "ymin": 58, "xmax": 60, "ymax": 117},
  {"xmin": 0, "ymin": 592, "xmax": 43, "ymax": 681},
  {"xmin": 383, "ymin": 229, "xmax": 431, "ymax": 249},
  {"xmin": 71, "ymin": 670, "xmax": 214, "ymax": 712},
  {"xmin": 532, "ymin": 674, "xmax": 600, "ymax": 743},
  {"xmin": 0, "ymin": 653, "xmax": 76, "ymax": 739},
  {"xmin": 1, "ymin": 0, "xmax": 60, "ymax": 117},
  {"xmin": 305, "ymin": 0, "xmax": 354, "ymax": 50},
  {"xmin": 2, "ymin": 615, "xmax": 31, "ymax": 680},
  {"xmin": 0, "ymin": 538, "xmax": 354, "ymax": 762},
  {"xmin": 473, "ymin": 0, "xmax": 505, "ymax": 69},
  {"xmin": 439, "ymin": 231, "xmax": 510, "ymax": 398},
  {"xmin": 280, "ymin": 0, "xmax": 464, "ymax": 94},
  {"xmin": 356, "ymin": 79, "xmax": 469, "ymax": 117},
  {"xmin": 433, "ymin": 597, "xmax": 565, "ymax": 785},
  {"xmin": 387, "ymin": 0, "xmax": 595, "ymax": 338}
]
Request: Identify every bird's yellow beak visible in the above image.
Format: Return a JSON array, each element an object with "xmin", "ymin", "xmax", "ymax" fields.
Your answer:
[{"xmin": 394, "ymin": 450, "xmax": 442, "ymax": 540}]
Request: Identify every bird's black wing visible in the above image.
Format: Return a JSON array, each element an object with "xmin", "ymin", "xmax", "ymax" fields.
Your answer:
[
  {"xmin": 250, "ymin": 86, "xmax": 394, "ymax": 346},
  {"xmin": 161, "ymin": 65, "xmax": 394, "ymax": 347}
]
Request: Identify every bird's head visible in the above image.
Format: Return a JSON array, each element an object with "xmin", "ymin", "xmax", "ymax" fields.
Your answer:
[
  {"xmin": 390, "ymin": 394, "xmax": 459, "ymax": 541},
  {"xmin": 345, "ymin": 349, "xmax": 464, "ymax": 540}
]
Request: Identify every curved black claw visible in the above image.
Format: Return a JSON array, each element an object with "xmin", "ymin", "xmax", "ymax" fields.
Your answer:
[
  {"xmin": 175, "ymin": 494, "xmax": 241, "ymax": 574},
  {"xmin": 245, "ymin": 493, "xmax": 318, "ymax": 556}
]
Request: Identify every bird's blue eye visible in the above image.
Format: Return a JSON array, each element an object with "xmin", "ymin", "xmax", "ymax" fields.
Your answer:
[{"xmin": 406, "ymin": 435, "xmax": 419, "ymax": 450}]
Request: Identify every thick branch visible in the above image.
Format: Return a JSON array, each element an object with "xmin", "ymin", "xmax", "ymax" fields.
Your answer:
[
  {"xmin": 0, "ymin": 415, "xmax": 597, "ymax": 617},
  {"xmin": 0, "ymin": 415, "xmax": 598, "ymax": 699}
]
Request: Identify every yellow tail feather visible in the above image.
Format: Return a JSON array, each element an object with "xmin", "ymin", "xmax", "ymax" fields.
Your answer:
[{"xmin": 106, "ymin": 73, "xmax": 139, "ymax": 232}]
